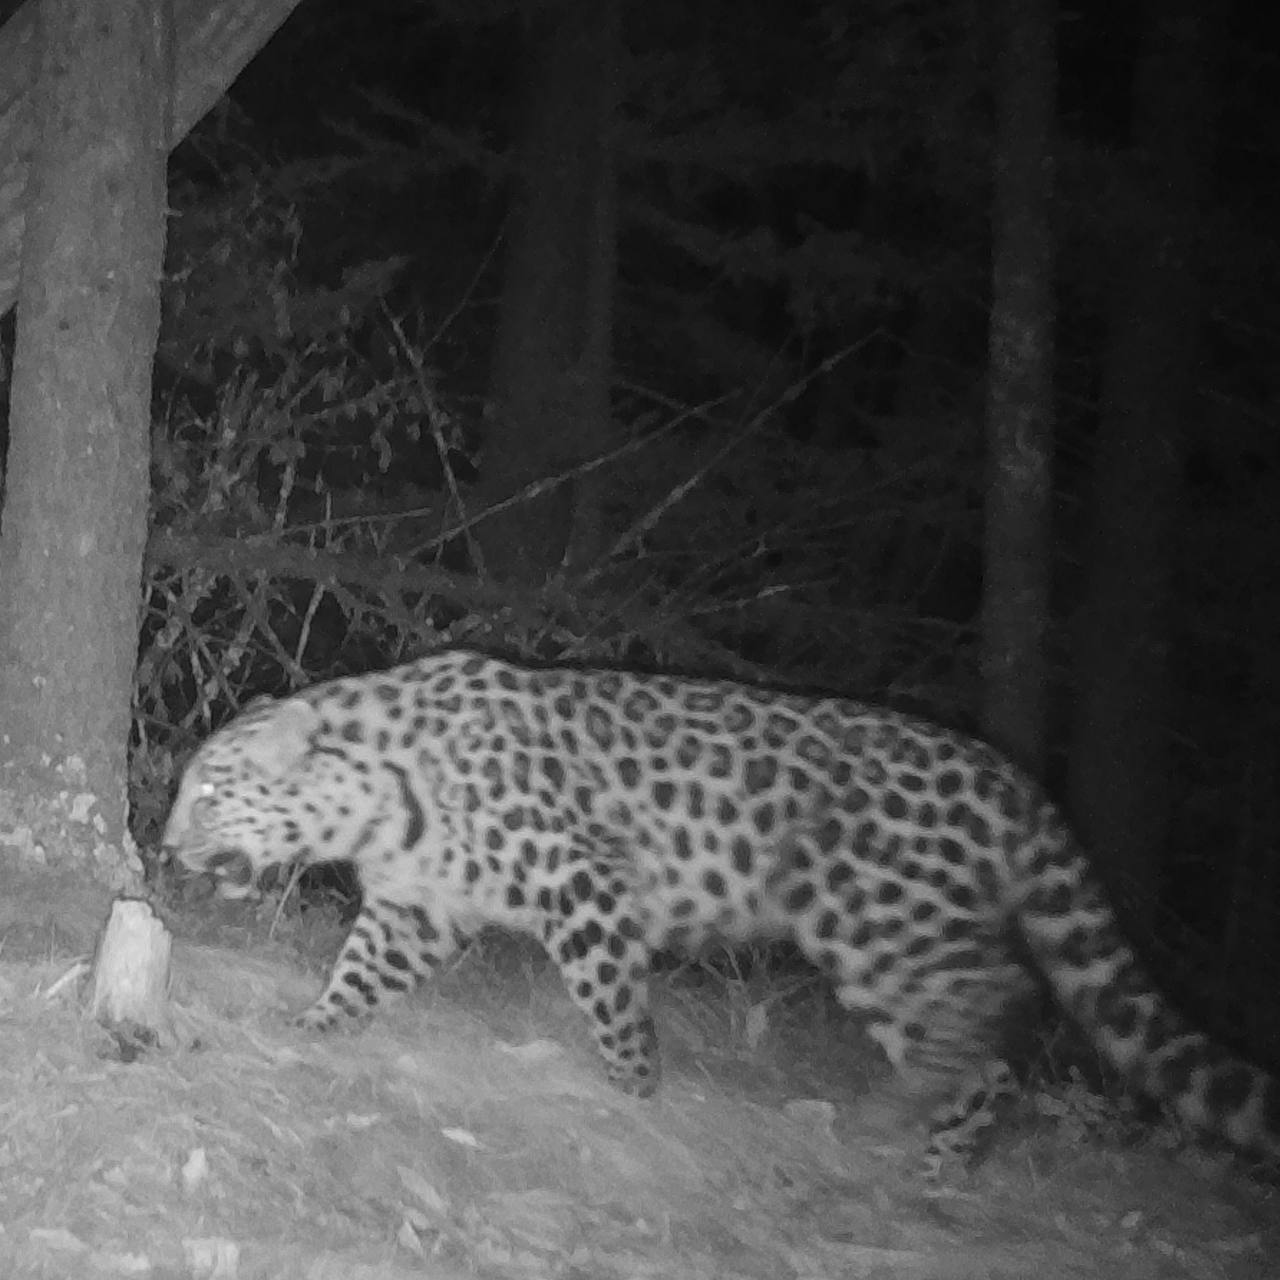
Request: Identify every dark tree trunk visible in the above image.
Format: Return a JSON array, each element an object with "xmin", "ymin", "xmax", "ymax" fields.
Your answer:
[
  {"xmin": 0, "ymin": 0, "xmax": 170, "ymax": 869},
  {"xmin": 1067, "ymin": 0, "xmax": 1212, "ymax": 924},
  {"xmin": 1221, "ymin": 642, "xmax": 1280, "ymax": 1020},
  {"xmin": 980, "ymin": 0, "xmax": 1057, "ymax": 775},
  {"xmin": 475, "ymin": 0, "xmax": 621, "ymax": 584}
]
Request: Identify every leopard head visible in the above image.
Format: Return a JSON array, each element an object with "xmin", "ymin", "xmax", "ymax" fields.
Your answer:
[{"xmin": 161, "ymin": 696, "xmax": 326, "ymax": 896}]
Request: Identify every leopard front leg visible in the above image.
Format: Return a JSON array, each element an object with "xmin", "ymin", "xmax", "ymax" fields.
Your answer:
[
  {"xmin": 540, "ymin": 860, "xmax": 660, "ymax": 1096},
  {"xmin": 296, "ymin": 896, "xmax": 460, "ymax": 1030}
]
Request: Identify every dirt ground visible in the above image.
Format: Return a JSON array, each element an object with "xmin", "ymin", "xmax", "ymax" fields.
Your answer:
[{"xmin": 1, "ymin": 864, "xmax": 1278, "ymax": 1280}]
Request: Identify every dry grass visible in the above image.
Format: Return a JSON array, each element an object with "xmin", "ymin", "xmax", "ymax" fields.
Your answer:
[{"xmin": 0, "ymin": 880, "xmax": 1276, "ymax": 1278}]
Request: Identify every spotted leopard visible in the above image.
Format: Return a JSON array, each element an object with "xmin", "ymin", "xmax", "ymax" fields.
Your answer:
[{"xmin": 162, "ymin": 650, "xmax": 1279, "ymax": 1164}]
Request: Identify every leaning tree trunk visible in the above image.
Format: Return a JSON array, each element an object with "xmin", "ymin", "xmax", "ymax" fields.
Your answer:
[
  {"xmin": 0, "ymin": 0, "xmax": 304, "ymax": 314},
  {"xmin": 1066, "ymin": 0, "xmax": 1212, "ymax": 929},
  {"xmin": 475, "ymin": 0, "xmax": 622, "ymax": 584},
  {"xmin": 980, "ymin": 0, "xmax": 1057, "ymax": 776},
  {"xmin": 0, "ymin": 0, "xmax": 171, "ymax": 871}
]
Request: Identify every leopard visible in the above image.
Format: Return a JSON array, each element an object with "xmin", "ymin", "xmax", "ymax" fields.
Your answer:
[{"xmin": 161, "ymin": 649, "xmax": 1280, "ymax": 1166}]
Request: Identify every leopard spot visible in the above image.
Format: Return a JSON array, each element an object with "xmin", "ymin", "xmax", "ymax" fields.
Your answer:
[
  {"xmin": 826, "ymin": 861, "xmax": 854, "ymax": 891},
  {"xmin": 849, "ymin": 921, "xmax": 873, "ymax": 947},
  {"xmin": 716, "ymin": 796, "xmax": 739, "ymax": 824},
  {"xmin": 511, "ymin": 754, "xmax": 532, "ymax": 793},
  {"xmin": 744, "ymin": 756, "xmax": 777, "ymax": 795},
  {"xmin": 687, "ymin": 782, "xmax": 706, "ymax": 818},
  {"xmin": 707, "ymin": 744, "xmax": 734, "ymax": 779},
  {"xmin": 703, "ymin": 869, "xmax": 727, "ymax": 897},
  {"xmin": 814, "ymin": 818, "xmax": 844, "ymax": 853},
  {"xmin": 796, "ymin": 735, "xmax": 831, "ymax": 766},
  {"xmin": 622, "ymin": 689, "xmax": 661, "ymax": 721},
  {"xmin": 784, "ymin": 883, "xmax": 815, "ymax": 911},
  {"xmin": 936, "ymin": 769, "xmax": 964, "ymax": 797},
  {"xmin": 815, "ymin": 910, "xmax": 839, "ymax": 940},
  {"xmin": 585, "ymin": 706, "xmax": 615, "ymax": 750}
]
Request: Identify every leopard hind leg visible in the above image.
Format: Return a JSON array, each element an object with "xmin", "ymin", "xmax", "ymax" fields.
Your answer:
[
  {"xmin": 848, "ymin": 946, "xmax": 1033, "ymax": 1173},
  {"xmin": 777, "ymin": 828, "xmax": 1034, "ymax": 1169},
  {"xmin": 538, "ymin": 851, "xmax": 660, "ymax": 1097}
]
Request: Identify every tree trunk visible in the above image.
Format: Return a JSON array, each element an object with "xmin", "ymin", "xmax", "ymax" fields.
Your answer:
[
  {"xmin": 1067, "ymin": 0, "xmax": 1212, "ymax": 925},
  {"xmin": 475, "ymin": 0, "xmax": 622, "ymax": 584},
  {"xmin": 0, "ymin": 0, "xmax": 171, "ymax": 872},
  {"xmin": 0, "ymin": 0, "xmax": 304, "ymax": 314},
  {"xmin": 1220, "ymin": 630, "xmax": 1280, "ymax": 1021},
  {"xmin": 980, "ymin": 0, "xmax": 1057, "ymax": 775},
  {"xmin": 0, "ymin": 0, "xmax": 304, "ymax": 880}
]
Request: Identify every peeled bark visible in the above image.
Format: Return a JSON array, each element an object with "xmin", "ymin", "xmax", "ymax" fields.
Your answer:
[{"xmin": 88, "ymin": 897, "xmax": 174, "ymax": 1045}]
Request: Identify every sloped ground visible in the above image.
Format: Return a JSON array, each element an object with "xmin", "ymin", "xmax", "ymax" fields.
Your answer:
[{"xmin": 0, "ymin": 869, "xmax": 1277, "ymax": 1279}]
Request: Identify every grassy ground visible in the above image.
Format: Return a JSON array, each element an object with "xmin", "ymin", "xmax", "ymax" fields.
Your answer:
[{"xmin": 0, "ymin": 869, "xmax": 1277, "ymax": 1279}]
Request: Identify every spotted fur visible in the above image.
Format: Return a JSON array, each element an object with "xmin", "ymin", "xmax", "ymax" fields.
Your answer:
[{"xmin": 163, "ymin": 651, "xmax": 1280, "ymax": 1163}]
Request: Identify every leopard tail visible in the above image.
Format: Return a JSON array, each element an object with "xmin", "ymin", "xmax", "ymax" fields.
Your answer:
[{"xmin": 1011, "ymin": 801, "xmax": 1280, "ymax": 1162}]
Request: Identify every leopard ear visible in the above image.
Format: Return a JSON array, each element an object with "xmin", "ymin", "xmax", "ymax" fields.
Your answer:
[{"xmin": 238, "ymin": 697, "xmax": 321, "ymax": 776}]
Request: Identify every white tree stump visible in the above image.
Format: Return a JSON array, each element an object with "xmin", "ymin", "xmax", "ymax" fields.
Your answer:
[{"xmin": 87, "ymin": 896, "xmax": 173, "ymax": 1042}]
